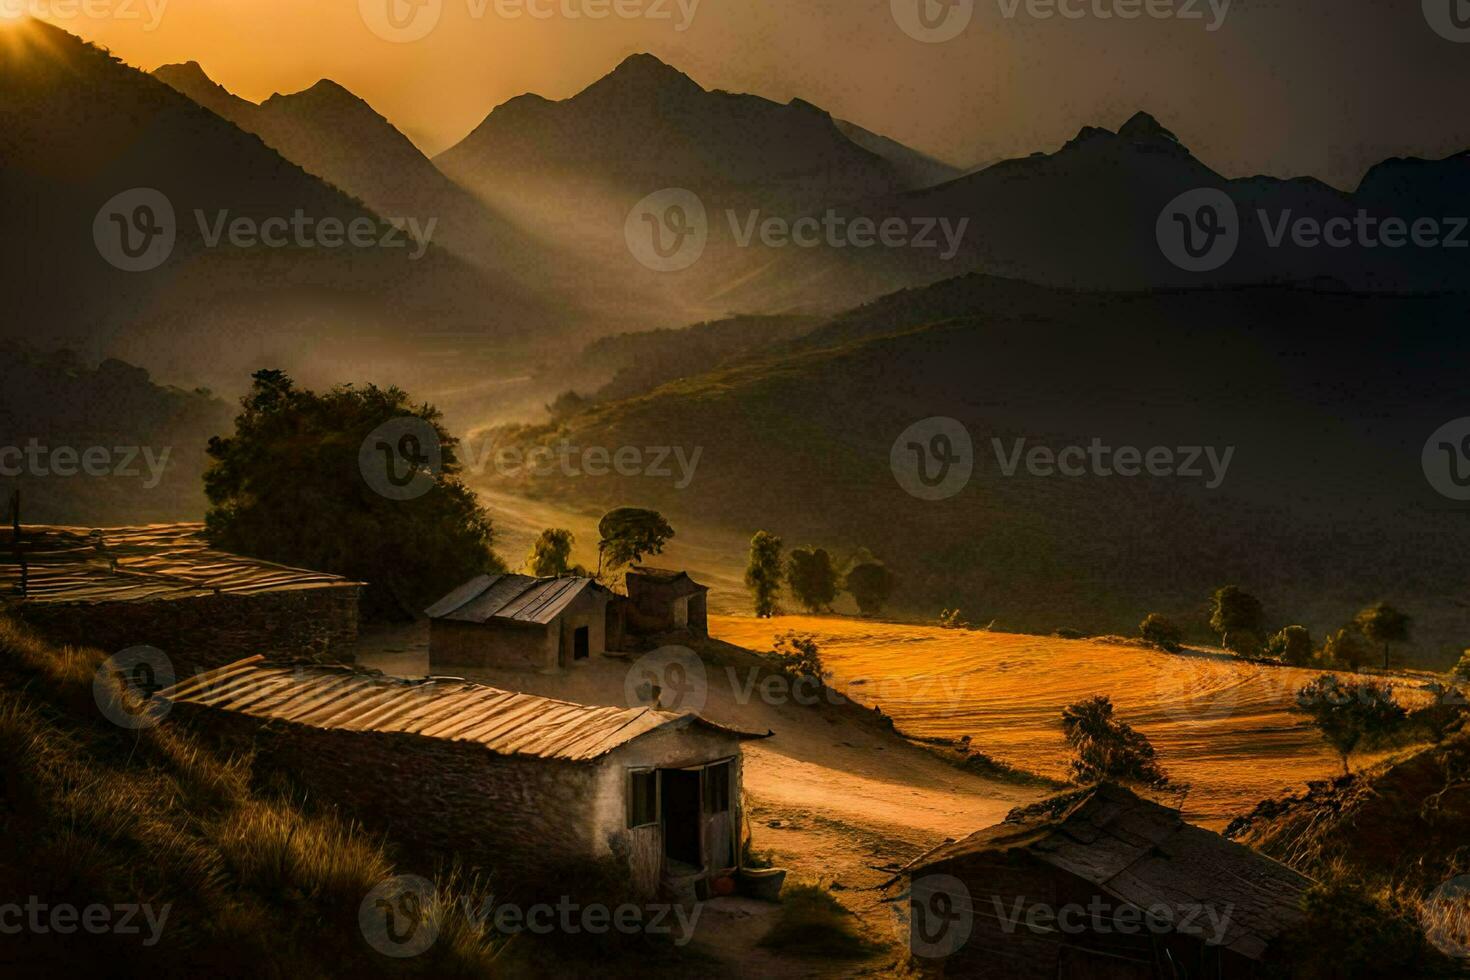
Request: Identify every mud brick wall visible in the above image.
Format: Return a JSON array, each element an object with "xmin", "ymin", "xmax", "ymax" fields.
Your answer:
[
  {"xmin": 170, "ymin": 703, "xmax": 602, "ymax": 885},
  {"xmin": 14, "ymin": 587, "xmax": 360, "ymax": 671}
]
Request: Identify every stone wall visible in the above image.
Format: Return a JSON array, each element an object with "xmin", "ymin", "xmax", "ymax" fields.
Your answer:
[
  {"xmin": 429, "ymin": 619, "xmax": 554, "ymax": 674},
  {"xmin": 13, "ymin": 586, "xmax": 360, "ymax": 672},
  {"xmin": 169, "ymin": 702, "xmax": 603, "ymax": 889}
]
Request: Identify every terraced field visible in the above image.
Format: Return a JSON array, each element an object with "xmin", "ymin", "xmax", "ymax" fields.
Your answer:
[{"xmin": 712, "ymin": 614, "xmax": 1439, "ymax": 827}]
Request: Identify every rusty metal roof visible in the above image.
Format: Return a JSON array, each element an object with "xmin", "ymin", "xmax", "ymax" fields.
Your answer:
[
  {"xmin": 158, "ymin": 656, "xmax": 768, "ymax": 762},
  {"xmin": 0, "ymin": 524, "xmax": 360, "ymax": 605},
  {"xmin": 425, "ymin": 573, "xmax": 607, "ymax": 625},
  {"xmin": 897, "ymin": 783, "xmax": 1313, "ymax": 961}
]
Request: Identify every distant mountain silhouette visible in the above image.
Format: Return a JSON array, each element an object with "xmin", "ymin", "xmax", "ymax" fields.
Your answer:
[
  {"xmin": 727, "ymin": 110, "xmax": 1470, "ymax": 305},
  {"xmin": 0, "ymin": 21, "xmax": 553, "ymax": 389},
  {"xmin": 437, "ymin": 52, "xmax": 933, "ymax": 209},
  {"xmin": 152, "ymin": 61, "xmax": 570, "ymax": 290}
]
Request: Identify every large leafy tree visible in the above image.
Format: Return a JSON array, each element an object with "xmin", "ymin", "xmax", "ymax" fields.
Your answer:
[
  {"xmin": 596, "ymin": 507, "xmax": 674, "ymax": 577},
  {"xmin": 1354, "ymin": 602, "xmax": 1411, "ymax": 671},
  {"xmin": 1208, "ymin": 585, "xmax": 1265, "ymax": 649},
  {"xmin": 785, "ymin": 546, "xmax": 838, "ymax": 614},
  {"xmin": 1294, "ymin": 675, "xmax": 1407, "ymax": 775},
  {"xmin": 845, "ymin": 558, "xmax": 896, "ymax": 617},
  {"xmin": 744, "ymin": 531, "xmax": 784, "ymax": 618},
  {"xmin": 203, "ymin": 370, "xmax": 502, "ymax": 618}
]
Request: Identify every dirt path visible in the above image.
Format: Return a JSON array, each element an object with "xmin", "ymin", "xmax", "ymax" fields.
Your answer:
[{"xmin": 356, "ymin": 624, "xmax": 1043, "ymax": 974}]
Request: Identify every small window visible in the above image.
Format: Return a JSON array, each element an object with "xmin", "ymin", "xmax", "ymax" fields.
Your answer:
[
  {"xmin": 703, "ymin": 761, "xmax": 732, "ymax": 814},
  {"xmin": 628, "ymin": 769, "xmax": 657, "ymax": 829}
]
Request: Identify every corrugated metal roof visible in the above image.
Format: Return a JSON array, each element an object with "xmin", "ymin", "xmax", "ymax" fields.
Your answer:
[
  {"xmin": 898, "ymin": 783, "xmax": 1313, "ymax": 961},
  {"xmin": 158, "ymin": 656, "xmax": 767, "ymax": 762},
  {"xmin": 425, "ymin": 573, "xmax": 606, "ymax": 625},
  {"xmin": 0, "ymin": 524, "xmax": 360, "ymax": 605}
]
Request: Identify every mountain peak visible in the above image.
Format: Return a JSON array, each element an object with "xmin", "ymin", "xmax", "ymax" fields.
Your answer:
[
  {"xmin": 1117, "ymin": 111, "xmax": 1180, "ymax": 145},
  {"xmin": 583, "ymin": 52, "xmax": 703, "ymax": 99},
  {"xmin": 154, "ymin": 61, "xmax": 215, "ymax": 87}
]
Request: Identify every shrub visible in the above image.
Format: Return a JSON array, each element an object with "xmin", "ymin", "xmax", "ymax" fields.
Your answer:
[
  {"xmin": 757, "ymin": 883, "xmax": 880, "ymax": 959},
  {"xmin": 1224, "ymin": 630, "xmax": 1263, "ymax": 659},
  {"xmin": 1139, "ymin": 613, "xmax": 1182, "ymax": 653},
  {"xmin": 1060, "ymin": 695, "xmax": 1170, "ymax": 788},
  {"xmin": 1322, "ymin": 627, "xmax": 1371, "ymax": 672},
  {"xmin": 1271, "ymin": 626, "xmax": 1315, "ymax": 667},
  {"xmin": 938, "ymin": 608, "xmax": 971, "ymax": 630},
  {"xmin": 1453, "ymin": 650, "xmax": 1470, "ymax": 683},
  {"xmin": 770, "ymin": 633, "xmax": 829, "ymax": 689},
  {"xmin": 1265, "ymin": 879, "xmax": 1462, "ymax": 979}
]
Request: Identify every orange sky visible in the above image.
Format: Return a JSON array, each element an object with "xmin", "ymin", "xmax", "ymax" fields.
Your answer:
[{"xmin": 27, "ymin": 0, "xmax": 1470, "ymax": 187}]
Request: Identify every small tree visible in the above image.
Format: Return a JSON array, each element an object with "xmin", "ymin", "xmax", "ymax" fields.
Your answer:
[
  {"xmin": 525, "ymin": 528, "xmax": 577, "ymax": 577},
  {"xmin": 1224, "ymin": 630, "xmax": 1263, "ymax": 659},
  {"xmin": 1270, "ymin": 625, "xmax": 1314, "ymax": 667},
  {"xmin": 785, "ymin": 547, "xmax": 838, "ymax": 614},
  {"xmin": 1322, "ymin": 627, "xmax": 1370, "ymax": 672},
  {"xmin": 596, "ymin": 507, "xmax": 674, "ymax": 576},
  {"xmin": 1354, "ymin": 602, "xmax": 1411, "ymax": 671},
  {"xmin": 1294, "ymin": 675, "xmax": 1407, "ymax": 775},
  {"xmin": 745, "ymin": 531, "xmax": 784, "ymax": 618},
  {"xmin": 1139, "ymin": 613, "xmax": 1182, "ymax": 653},
  {"xmin": 845, "ymin": 559, "xmax": 896, "ymax": 617},
  {"xmin": 1208, "ymin": 585, "xmax": 1265, "ymax": 649},
  {"xmin": 770, "ymin": 632, "xmax": 829, "ymax": 689},
  {"xmin": 1061, "ymin": 695, "xmax": 1169, "ymax": 788}
]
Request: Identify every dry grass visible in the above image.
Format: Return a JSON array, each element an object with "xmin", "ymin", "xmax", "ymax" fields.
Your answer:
[{"xmin": 0, "ymin": 614, "xmax": 505, "ymax": 977}]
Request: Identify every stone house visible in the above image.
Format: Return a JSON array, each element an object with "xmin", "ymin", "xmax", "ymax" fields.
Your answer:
[
  {"xmin": 622, "ymin": 567, "xmax": 709, "ymax": 637},
  {"xmin": 426, "ymin": 573, "xmax": 615, "ymax": 674},
  {"xmin": 159, "ymin": 656, "xmax": 769, "ymax": 897},
  {"xmin": 0, "ymin": 523, "xmax": 361, "ymax": 669},
  {"xmin": 888, "ymin": 783, "xmax": 1312, "ymax": 978}
]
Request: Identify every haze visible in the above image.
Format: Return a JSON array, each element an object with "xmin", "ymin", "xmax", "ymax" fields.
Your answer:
[{"xmin": 36, "ymin": 0, "xmax": 1470, "ymax": 188}]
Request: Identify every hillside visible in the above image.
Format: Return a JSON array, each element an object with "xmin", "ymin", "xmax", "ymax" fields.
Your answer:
[
  {"xmin": 1, "ymin": 21, "xmax": 553, "ymax": 392},
  {"xmin": 481, "ymin": 275, "xmax": 1470, "ymax": 664},
  {"xmin": 0, "ymin": 616, "xmax": 500, "ymax": 977},
  {"xmin": 0, "ymin": 345, "xmax": 232, "ymax": 525}
]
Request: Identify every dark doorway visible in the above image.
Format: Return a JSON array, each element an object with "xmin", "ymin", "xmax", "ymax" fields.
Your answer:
[
  {"xmin": 573, "ymin": 626, "xmax": 590, "ymax": 661},
  {"xmin": 660, "ymin": 769, "xmax": 702, "ymax": 870}
]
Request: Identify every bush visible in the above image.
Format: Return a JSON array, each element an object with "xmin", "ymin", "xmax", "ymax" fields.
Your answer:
[
  {"xmin": 1265, "ymin": 879, "xmax": 1462, "ymax": 979},
  {"xmin": 1060, "ymin": 695, "xmax": 1170, "ymax": 788},
  {"xmin": 770, "ymin": 633, "xmax": 829, "ymax": 690},
  {"xmin": 757, "ymin": 883, "xmax": 880, "ymax": 959},
  {"xmin": 1322, "ymin": 627, "xmax": 1371, "ymax": 672},
  {"xmin": 1453, "ymin": 650, "xmax": 1470, "ymax": 683},
  {"xmin": 1224, "ymin": 630, "xmax": 1263, "ymax": 658},
  {"xmin": 1139, "ymin": 613, "xmax": 1182, "ymax": 653},
  {"xmin": 1271, "ymin": 625, "xmax": 1315, "ymax": 667}
]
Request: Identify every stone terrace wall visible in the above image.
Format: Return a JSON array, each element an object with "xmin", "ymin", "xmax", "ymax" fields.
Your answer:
[
  {"xmin": 13, "ymin": 587, "xmax": 360, "ymax": 672},
  {"xmin": 169, "ymin": 703, "xmax": 603, "ymax": 888}
]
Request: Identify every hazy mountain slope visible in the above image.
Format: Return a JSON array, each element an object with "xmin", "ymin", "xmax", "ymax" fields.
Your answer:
[
  {"xmin": 833, "ymin": 117, "xmax": 964, "ymax": 190},
  {"xmin": 716, "ymin": 112, "xmax": 1470, "ymax": 309},
  {"xmin": 0, "ymin": 344, "xmax": 232, "ymax": 524},
  {"xmin": 0, "ymin": 22, "xmax": 551, "ymax": 390},
  {"xmin": 151, "ymin": 61, "xmax": 579, "ymax": 296},
  {"xmin": 485, "ymin": 277, "xmax": 1470, "ymax": 663}
]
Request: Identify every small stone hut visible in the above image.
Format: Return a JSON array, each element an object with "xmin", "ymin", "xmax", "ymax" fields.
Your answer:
[
  {"xmin": 426, "ymin": 573, "xmax": 614, "ymax": 674},
  {"xmin": 159, "ymin": 656, "xmax": 769, "ymax": 896},
  {"xmin": 889, "ymin": 783, "xmax": 1312, "ymax": 978},
  {"xmin": 0, "ymin": 524, "xmax": 361, "ymax": 669},
  {"xmin": 623, "ymin": 567, "xmax": 709, "ymax": 637}
]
